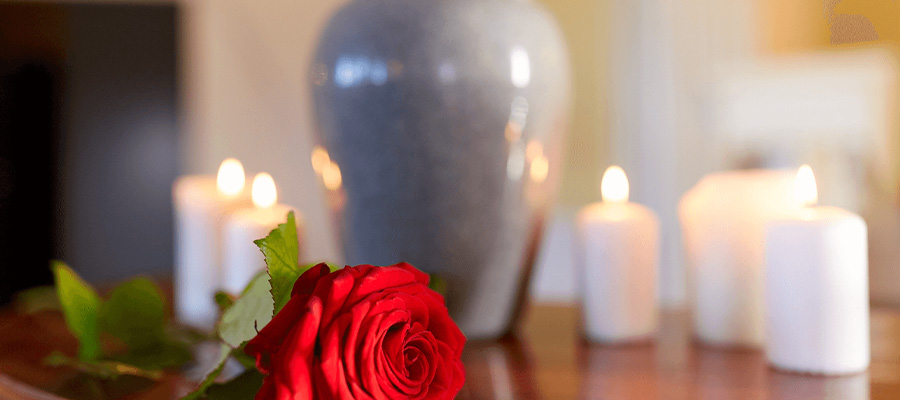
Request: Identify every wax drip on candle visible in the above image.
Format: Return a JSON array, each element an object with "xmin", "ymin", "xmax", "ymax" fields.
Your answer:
[
  {"xmin": 217, "ymin": 158, "xmax": 246, "ymax": 197},
  {"xmin": 252, "ymin": 172, "xmax": 278, "ymax": 209},
  {"xmin": 601, "ymin": 166, "xmax": 629, "ymax": 203}
]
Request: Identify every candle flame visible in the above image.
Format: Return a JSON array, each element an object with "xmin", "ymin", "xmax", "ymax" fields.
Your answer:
[
  {"xmin": 794, "ymin": 164, "xmax": 818, "ymax": 208},
  {"xmin": 217, "ymin": 158, "xmax": 245, "ymax": 197},
  {"xmin": 601, "ymin": 165, "xmax": 629, "ymax": 203},
  {"xmin": 252, "ymin": 172, "xmax": 277, "ymax": 209}
]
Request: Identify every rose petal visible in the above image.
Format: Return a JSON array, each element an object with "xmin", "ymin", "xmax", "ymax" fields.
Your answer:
[
  {"xmin": 357, "ymin": 303, "xmax": 410, "ymax": 399},
  {"xmin": 247, "ymin": 264, "xmax": 466, "ymax": 400},
  {"xmin": 380, "ymin": 322, "xmax": 408, "ymax": 378},
  {"xmin": 252, "ymin": 375, "xmax": 276, "ymax": 400},
  {"xmin": 370, "ymin": 311, "xmax": 413, "ymax": 399},
  {"xmin": 318, "ymin": 312, "xmax": 353, "ymax": 399},
  {"xmin": 357, "ymin": 313, "xmax": 388, "ymax": 398},
  {"xmin": 390, "ymin": 262, "xmax": 430, "ymax": 286},
  {"xmin": 405, "ymin": 331, "xmax": 439, "ymax": 387},
  {"xmin": 379, "ymin": 329, "xmax": 441, "ymax": 400},
  {"xmin": 269, "ymin": 296, "xmax": 322, "ymax": 398},
  {"xmin": 424, "ymin": 341, "xmax": 466, "ymax": 400},
  {"xmin": 423, "ymin": 306, "xmax": 465, "ymax": 359},
  {"xmin": 378, "ymin": 327, "xmax": 420, "ymax": 396},
  {"xmin": 394, "ymin": 292, "xmax": 430, "ymax": 329},
  {"xmin": 343, "ymin": 267, "xmax": 420, "ymax": 307},
  {"xmin": 291, "ymin": 263, "xmax": 332, "ymax": 296},
  {"xmin": 407, "ymin": 287, "xmax": 466, "ymax": 357},
  {"xmin": 342, "ymin": 301, "xmax": 371, "ymax": 397},
  {"xmin": 311, "ymin": 269, "xmax": 356, "ymax": 332},
  {"xmin": 245, "ymin": 293, "xmax": 310, "ymax": 374}
]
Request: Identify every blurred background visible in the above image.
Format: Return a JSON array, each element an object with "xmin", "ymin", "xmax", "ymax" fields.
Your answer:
[{"xmin": 1, "ymin": 0, "xmax": 899, "ymax": 308}]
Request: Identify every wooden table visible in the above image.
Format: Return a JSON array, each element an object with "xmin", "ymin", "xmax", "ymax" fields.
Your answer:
[
  {"xmin": 2, "ymin": 304, "xmax": 900, "ymax": 399},
  {"xmin": 462, "ymin": 305, "xmax": 900, "ymax": 400}
]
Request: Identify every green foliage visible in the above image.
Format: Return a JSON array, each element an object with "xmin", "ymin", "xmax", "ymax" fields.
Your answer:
[
  {"xmin": 13, "ymin": 285, "xmax": 60, "ymax": 314},
  {"xmin": 230, "ymin": 346, "xmax": 258, "ymax": 370},
  {"xmin": 51, "ymin": 212, "xmax": 330, "ymax": 399},
  {"xmin": 428, "ymin": 274, "xmax": 448, "ymax": 296},
  {"xmin": 44, "ymin": 351, "xmax": 163, "ymax": 381},
  {"xmin": 217, "ymin": 273, "xmax": 274, "ymax": 349},
  {"xmin": 214, "ymin": 291, "xmax": 235, "ymax": 313},
  {"xmin": 53, "ymin": 262, "xmax": 103, "ymax": 361},
  {"xmin": 50, "ymin": 261, "xmax": 193, "ymax": 379},
  {"xmin": 181, "ymin": 268, "xmax": 276, "ymax": 400},
  {"xmin": 110, "ymin": 339, "xmax": 193, "ymax": 371},
  {"xmin": 205, "ymin": 369, "xmax": 265, "ymax": 400},
  {"xmin": 99, "ymin": 278, "xmax": 166, "ymax": 350},
  {"xmin": 184, "ymin": 212, "xmax": 314, "ymax": 399},
  {"xmin": 254, "ymin": 211, "xmax": 302, "ymax": 314},
  {"xmin": 179, "ymin": 343, "xmax": 233, "ymax": 400}
]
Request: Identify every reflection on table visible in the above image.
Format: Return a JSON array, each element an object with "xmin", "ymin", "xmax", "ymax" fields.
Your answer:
[{"xmin": 459, "ymin": 305, "xmax": 900, "ymax": 400}]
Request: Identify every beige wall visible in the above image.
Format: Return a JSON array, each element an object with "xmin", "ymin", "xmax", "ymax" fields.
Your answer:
[
  {"xmin": 180, "ymin": 0, "xmax": 347, "ymax": 264},
  {"xmin": 536, "ymin": 0, "xmax": 610, "ymax": 207},
  {"xmin": 757, "ymin": 0, "xmax": 900, "ymax": 306}
]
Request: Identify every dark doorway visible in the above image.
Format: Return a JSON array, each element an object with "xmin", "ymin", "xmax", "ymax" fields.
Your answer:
[{"xmin": 0, "ymin": 3, "xmax": 179, "ymax": 303}]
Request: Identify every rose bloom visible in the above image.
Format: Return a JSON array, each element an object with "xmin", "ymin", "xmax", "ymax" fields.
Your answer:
[{"xmin": 245, "ymin": 263, "xmax": 466, "ymax": 399}]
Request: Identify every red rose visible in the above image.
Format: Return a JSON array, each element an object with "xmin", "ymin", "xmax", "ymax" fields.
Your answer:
[{"xmin": 245, "ymin": 263, "xmax": 466, "ymax": 399}]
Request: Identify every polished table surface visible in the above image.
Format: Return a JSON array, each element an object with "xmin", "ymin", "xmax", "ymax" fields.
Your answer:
[
  {"xmin": 2, "ymin": 304, "xmax": 900, "ymax": 399},
  {"xmin": 463, "ymin": 305, "xmax": 900, "ymax": 400}
]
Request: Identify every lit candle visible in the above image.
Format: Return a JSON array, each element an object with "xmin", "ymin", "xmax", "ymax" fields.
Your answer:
[
  {"xmin": 765, "ymin": 165, "xmax": 869, "ymax": 374},
  {"xmin": 678, "ymin": 170, "xmax": 796, "ymax": 347},
  {"xmin": 173, "ymin": 158, "xmax": 251, "ymax": 329},
  {"xmin": 222, "ymin": 173, "xmax": 302, "ymax": 294},
  {"xmin": 578, "ymin": 166, "xmax": 659, "ymax": 342}
]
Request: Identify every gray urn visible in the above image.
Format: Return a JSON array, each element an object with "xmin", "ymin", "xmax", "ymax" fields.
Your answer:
[{"xmin": 311, "ymin": 0, "xmax": 570, "ymax": 339}]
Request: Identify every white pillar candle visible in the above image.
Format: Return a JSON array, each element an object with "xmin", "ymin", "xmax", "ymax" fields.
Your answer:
[
  {"xmin": 678, "ymin": 170, "xmax": 796, "ymax": 347},
  {"xmin": 765, "ymin": 165, "xmax": 869, "ymax": 375},
  {"xmin": 578, "ymin": 166, "xmax": 659, "ymax": 342},
  {"xmin": 223, "ymin": 172, "xmax": 303, "ymax": 294},
  {"xmin": 173, "ymin": 158, "xmax": 250, "ymax": 329}
]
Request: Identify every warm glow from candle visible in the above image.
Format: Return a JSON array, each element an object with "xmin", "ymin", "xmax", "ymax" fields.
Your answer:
[
  {"xmin": 526, "ymin": 140, "xmax": 543, "ymax": 161},
  {"xmin": 794, "ymin": 164, "xmax": 818, "ymax": 208},
  {"xmin": 530, "ymin": 155, "xmax": 549, "ymax": 183},
  {"xmin": 601, "ymin": 166, "xmax": 629, "ymax": 203},
  {"xmin": 251, "ymin": 172, "xmax": 277, "ymax": 209},
  {"xmin": 311, "ymin": 146, "xmax": 331, "ymax": 175},
  {"xmin": 217, "ymin": 158, "xmax": 245, "ymax": 197},
  {"xmin": 323, "ymin": 162, "xmax": 343, "ymax": 191}
]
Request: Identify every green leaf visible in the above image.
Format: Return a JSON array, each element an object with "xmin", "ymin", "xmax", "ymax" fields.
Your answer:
[
  {"xmin": 428, "ymin": 274, "xmax": 448, "ymax": 296},
  {"xmin": 44, "ymin": 351, "xmax": 163, "ymax": 381},
  {"xmin": 112, "ymin": 339, "xmax": 193, "ymax": 370},
  {"xmin": 231, "ymin": 347, "xmax": 257, "ymax": 370},
  {"xmin": 97, "ymin": 277, "xmax": 193, "ymax": 370},
  {"xmin": 14, "ymin": 285, "xmax": 60, "ymax": 314},
  {"xmin": 214, "ymin": 291, "xmax": 235, "ymax": 313},
  {"xmin": 179, "ymin": 343, "xmax": 233, "ymax": 400},
  {"xmin": 254, "ymin": 211, "xmax": 301, "ymax": 314},
  {"xmin": 205, "ymin": 369, "xmax": 265, "ymax": 400},
  {"xmin": 217, "ymin": 273, "xmax": 273, "ymax": 349},
  {"xmin": 53, "ymin": 261, "xmax": 102, "ymax": 361},
  {"xmin": 99, "ymin": 277, "xmax": 166, "ymax": 350},
  {"xmin": 168, "ymin": 322, "xmax": 218, "ymax": 344}
]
